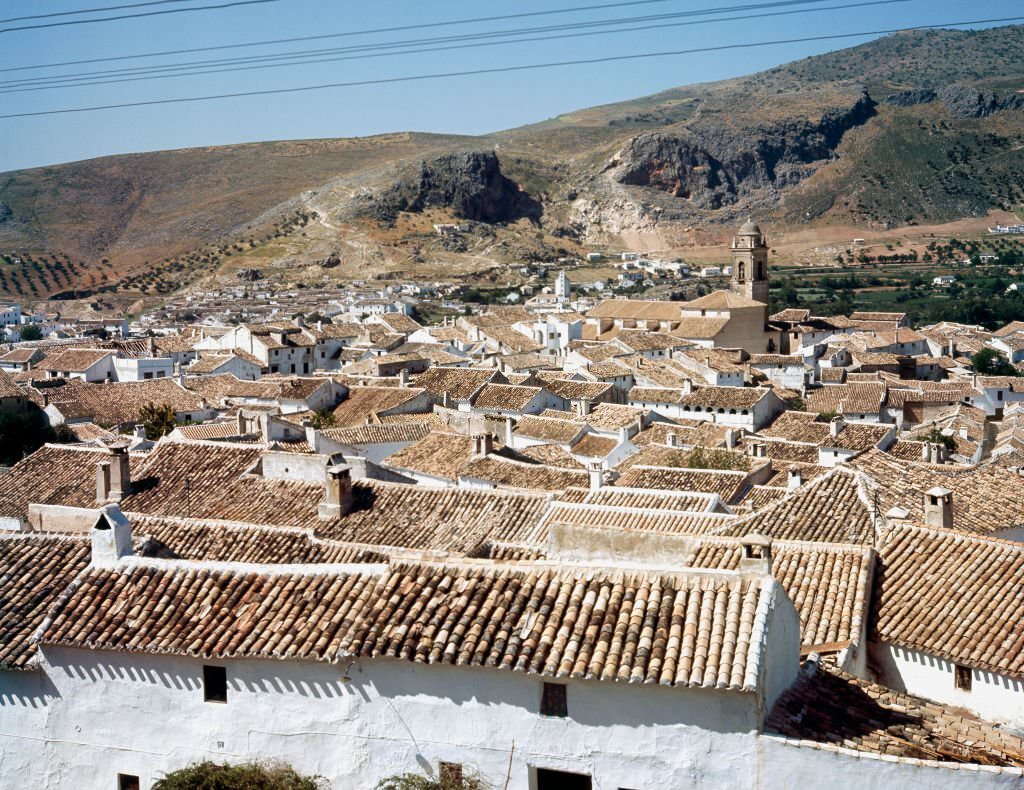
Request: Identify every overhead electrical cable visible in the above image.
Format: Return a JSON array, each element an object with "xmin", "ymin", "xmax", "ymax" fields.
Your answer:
[
  {"xmin": 0, "ymin": 0, "xmax": 813, "ymax": 74},
  {"xmin": 2, "ymin": 14, "xmax": 1021, "ymax": 120},
  {"xmin": 0, "ymin": 0, "xmax": 286, "ymax": 35},
  {"xmin": 0, "ymin": 0, "xmax": 195, "ymax": 25},
  {"xmin": 0, "ymin": 0, "xmax": 912, "ymax": 94}
]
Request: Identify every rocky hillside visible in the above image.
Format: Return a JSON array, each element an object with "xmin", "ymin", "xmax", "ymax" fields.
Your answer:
[{"xmin": 0, "ymin": 24, "xmax": 1022, "ymax": 299}]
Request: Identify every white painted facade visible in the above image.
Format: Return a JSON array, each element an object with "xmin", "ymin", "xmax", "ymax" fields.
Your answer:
[
  {"xmin": 870, "ymin": 642, "xmax": 1024, "ymax": 730},
  {"xmin": 113, "ymin": 357, "xmax": 174, "ymax": 382}
]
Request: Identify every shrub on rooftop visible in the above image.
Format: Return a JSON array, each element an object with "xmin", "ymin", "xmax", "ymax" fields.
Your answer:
[{"xmin": 152, "ymin": 760, "xmax": 325, "ymax": 790}]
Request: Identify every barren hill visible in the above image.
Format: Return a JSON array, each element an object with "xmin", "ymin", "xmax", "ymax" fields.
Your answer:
[{"xmin": 1, "ymin": 24, "xmax": 1023, "ymax": 300}]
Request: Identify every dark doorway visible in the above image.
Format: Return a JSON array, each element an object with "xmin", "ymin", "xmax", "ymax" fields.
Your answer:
[{"xmin": 536, "ymin": 768, "xmax": 592, "ymax": 790}]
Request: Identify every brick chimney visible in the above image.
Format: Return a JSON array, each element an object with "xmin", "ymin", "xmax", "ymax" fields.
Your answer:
[
  {"xmin": 739, "ymin": 534, "xmax": 773, "ymax": 574},
  {"xmin": 96, "ymin": 460, "xmax": 112, "ymax": 503},
  {"xmin": 924, "ymin": 486, "xmax": 953, "ymax": 529},
  {"xmin": 90, "ymin": 504, "xmax": 133, "ymax": 565},
  {"xmin": 471, "ymin": 433, "xmax": 493, "ymax": 459},
  {"xmin": 318, "ymin": 465, "xmax": 354, "ymax": 520}
]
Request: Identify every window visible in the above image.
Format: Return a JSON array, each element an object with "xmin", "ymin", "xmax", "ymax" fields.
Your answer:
[
  {"xmin": 143, "ymin": 372, "xmax": 153, "ymax": 380},
  {"xmin": 203, "ymin": 664, "xmax": 227, "ymax": 702},
  {"xmin": 118, "ymin": 775, "xmax": 140, "ymax": 790},
  {"xmin": 540, "ymin": 682, "xmax": 567, "ymax": 717},
  {"xmin": 955, "ymin": 664, "xmax": 972, "ymax": 692},
  {"xmin": 536, "ymin": 768, "xmax": 591, "ymax": 790}
]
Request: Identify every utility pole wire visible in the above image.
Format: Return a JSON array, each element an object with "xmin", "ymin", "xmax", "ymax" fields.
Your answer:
[
  {"xmin": 0, "ymin": 0, "xmax": 193, "ymax": 25},
  {"xmin": 0, "ymin": 0, "xmax": 907, "ymax": 94},
  {"xmin": 2, "ymin": 15, "xmax": 1021, "ymax": 120},
  {"xmin": 0, "ymin": 0, "xmax": 286, "ymax": 36}
]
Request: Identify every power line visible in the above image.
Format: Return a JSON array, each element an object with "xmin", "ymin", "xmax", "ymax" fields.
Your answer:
[
  {"xmin": 0, "ymin": 0, "xmax": 286, "ymax": 35},
  {"xmin": 0, "ymin": 1, "xmax": 193, "ymax": 25},
  {"xmin": 0, "ymin": 0, "xmax": 880, "ymax": 92},
  {"xmin": 2, "ymin": 15, "xmax": 1021, "ymax": 120},
  {"xmin": 0, "ymin": 0, "xmax": 673, "ymax": 67}
]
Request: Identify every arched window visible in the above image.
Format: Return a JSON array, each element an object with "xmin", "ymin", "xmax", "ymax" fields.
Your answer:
[{"xmin": 737, "ymin": 262, "xmax": 745, "ymax": 281}]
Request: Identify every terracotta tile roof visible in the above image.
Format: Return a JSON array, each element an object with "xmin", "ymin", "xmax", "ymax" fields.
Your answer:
[
  {"xmin": 760, "ymin": 412, "xmax": 830, "ymax": 443},
  {"xmin": 0, "ymin": 533, "xmax": 91, "ymax": 669},
  {"xmin": 587, "ymin": 298, "xmax": 682, "ymax": 322},
  {"xmin": 762, "ymin": 462, "xmax": 829, "ymax": 488},
  {"xmin": 539, "ymin": 378, "xmax": 612, "ymax": 401},
  {"xmin": 460, "ymin": 455, "xmax": 588, "ymax": 492},
  {"xmin": 413, "ymin": 367, "xmax": 497, "ymax": 401},
  {"xmin": 681, "ymin": 386, "xmax": 772, "ymax": 410},
  {"xmin": 384, "ymin": 431, "xmax": 478, "ymax": 480},
  {"xmin": 617, "ymin": 444, "xmax": 755, "ymax": 474},
  {"xmin": 613, "ymin": 330, "xmax": 686, "ymax": 353},
  {"xmin": 0, "ymin": 348, "xmax": 41, "ymax": 364},
  {"xmin": 321, "ymin": 422, "xmax": 433, "ymax": 445},
  {"xmin": 0, "ymin": 369, "xmax": 24, "ymax": 399},
  {"xmin": 516, "ymin": 443, "xmax": 585, "ymax": 468},
  {"xmin": 734, "ymin": 485, "xmax": 788, "ymax": 510},
  {"xmin": 849, "ymin": 449, "xmax": 1024, "ymax": 535},
  {"xmin": 805, "ymin": 382, "xmax": 886, "ymax": 415},
  {"xmin": 614, "ymin": 466, "xmax": 752, "ymax": 502},
  {"xmin": 514, "ymin": 415, "xmax": 586, "ymax": 444},
  {"xmin": 172, "ymin": 421, "xmax": 245, "ymax": 441},
  {"xmin": 66, "ymin": 421, "xmax": 118, "ymax": 442},
  {"xmin": 372, "ymin": 313, "xmax": 423, "ymax": 334},
  {"xmin": 746, "ymin": 438, "xmax": 819, "ymax": 464},
  {"xmin": 472, "ymin": 384, "xmax": 543, "ymax": 411},
  {"xmin": 331, "ymin": 386, "xmax": 428, "ymax": 426},
  {"xmin": 584, "ymin": 403, "xmax": 651, "ymax": 431},
  {"xmin": 721, "ymin": 468, "xmax": 876, "ymax": 544},
  {"xmin": 183, "ymin": 374, "xmax": 281, "ymax": 402},
  {"xmin": 585, "ymin": 359, "xmax": 633, "ymax": 379},
  {"xmin": 37, "ymin": 348, "xmax": 112, "ymax": 372},
  {"xmin": 481, "ymin": 326, "xmax": 544, "ymax": 354},
  {"xmin": 632, "ymin": 420, "xmax": 732, "ymax": 449},
  {"xmin": 40, "ymin": 557, "xmax": 782, "ymax": 692},
  {"xmin": 571, "ymin": 487, "xmax": 723, "ymax": 512},
  {"xmin": 873, "ymin": 523, "xmax": 1024, "ymax": 679},
  {"xmin": 539, "ymin": 501, "xmax": 737, "ymax": 540},
  {"xmin": 569, "ymin": 433, "xmax": 619, "ymax": 458},
  {"xmin": 685, "ymin": 537, "xmax": 873, "ymax": 649},
  {"xmin": 40, "ymin": 378, "xmax": 206, "ymax": 427},
  {"xmin": 0, "ymin": 444, "xmax": 118, "ymax": 520},
  {"xmin": 314, "ymin": 484, "xmax": 550, "ymax": 552},
  {"xmin": 818, "ymin": 367, "xmax": 847, "ymax": 383},
  {"xmin": 767, "ymin": 661, "xmax": 1024, "ymax": 766},
  {"xmin": 629, "ymin": 386, "xmax": 686, "ymax": 404},
  {"xmin": 849, "ymin": 311, "xmax": 907, "ymax": 323},
  {"xmin": 770, "ymin": 308, "xmax": 811, "ymax": 323},
  {"xmin": 821, "ymin": 422, "xmax": 892, "ymax": 453},
  {"xmin": 668, "ymin": 316, "xmax": 731, "ymax": 339}
]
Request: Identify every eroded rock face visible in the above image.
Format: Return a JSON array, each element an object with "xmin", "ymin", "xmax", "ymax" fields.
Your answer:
[
  {"xmin": 609, "ymin": 92, "xmax": 877, "ymax": 209},
  {"xmin": 937, "ymin": 85, "xmax": 1024, "ymax": 118},
  {"xmin": 367, "ymin": 151, "xmax": 541, "ymax": 224},
  {"xmin": 0, "ymin": 202, "xmax": 12, "ymax": 223}
]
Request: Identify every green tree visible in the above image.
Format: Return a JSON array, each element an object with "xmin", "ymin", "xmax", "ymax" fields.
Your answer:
[
  {"xmin": 152, "ymin": 760, "xmax": 325, "ymax": 790},
  {"xmin": 139, "ymin": 402, "xmax": 177, "ymax": 439},
  {"xmin": 18, "ymin": 324, "xmax": 42, "ymax": 341},
  {"xmin": 310, "ymin": 409, "xmax": 336, "ymax": 429},
  {"xmin": 971, "ymin": 348, "xmax": 1021, "ymax": 376},
  {"xmin": 0, "ymin": 407, "xmax": 71, "ymax": 465}
]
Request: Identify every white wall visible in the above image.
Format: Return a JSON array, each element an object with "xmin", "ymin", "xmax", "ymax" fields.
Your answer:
[
  {"xmin": 870, "ymin": 643, "xmax": 1024, "ymax": 730},
  {"xmin": 759, "ymin": 736, "xmax": 1023, "ymax": 788},
  {"xmin": 5, "ymin": 648, "xmax": 763, "ymax": 790},
  {"xmin": 113, "ymin": 358, "xmax": 174, "ymax": 383}
]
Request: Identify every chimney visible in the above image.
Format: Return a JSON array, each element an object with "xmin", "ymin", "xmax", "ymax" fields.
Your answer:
[
  {"xmin": 577, "ymin": 398, "xmax": 592, "ymax": 417},
  {"xmin": 317, "ymin": 320, "xmax": 323, "ymax": 332},
  {"xmin": 398, "ymin": 368, "xmax": 409, "ymax": 388},
  {"xmin": 683, "ymin": 379, "xmax": 693, "ymax": 394},
  {"xmin": 739, "ymin": 534, "xmax": 773, "ymax": 574},
  {"xmin": 667, "ymin": 432, "xmax": 678, "ymax": 448},
  {"xmin": 787, "ymin": 465, "xmax": 802, "ymax": 490},
  {"xmin": 748, "ymin": 440, "xmax": 765, "ymax": 458},
  {"xmin": 90, "ymin": 504, "xmax": 133, "ymax": 565},
  {"xmin": 947, "ymin": 339, "xmax": 956, "ymax": 359},
  {"xmin": 505, "ymin": 416, "xmax": 515, "ymax": 446},
  {"xmin": 634, "ymin": 415, "xmax": 644, "ymax": 436},
  {"xmin": 237, "ymin": 410, "xmax": 246, "ymax": 435},
  {"xmin": 108, "ymin": 443, "xmax": 131, "ymax": 502},
  {"xmin": 923, "ymin": 486, "xmax": 953, "ymax": 529},
  {"xmin": 588, "ymin": 461, "xmax": 603, "ymax": 492},
  {"xmin": 921, "ymin": 442, "xmax": 931, "ymax": 462},
  {"xmin": 96, "ymin": 460, "xmax": 112, "ymax": 503},
  {"xmin": 829, "ymin": 415, "xmax": 845, "ymax": 437},
  {"xmin": 318, "ymin": 465, "xmax": 354, "ymax": 520},
  {"xmin": 725, "ymin": 428, "xmax": 738, "ymax": 451},
  {"xmin": 133, "ymin": 424, "xmax": 147, "ymax": 441},
  {"xmin": 471, "ymin": 433, "xmax": 493, "ymax": 459}
]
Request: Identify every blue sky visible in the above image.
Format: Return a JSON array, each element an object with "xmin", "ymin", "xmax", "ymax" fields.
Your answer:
[{"xmin": 0, "ymin": 0, "xmax": 1020, "ymax": 171}]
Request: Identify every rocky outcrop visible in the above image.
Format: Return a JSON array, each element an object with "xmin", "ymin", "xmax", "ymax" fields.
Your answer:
[
  {"xmin": 609, "ymin": 92, "xmax": 876, "ymax": 209},
  {"xmin": 884, "ymin": 85, "xmax": 1024, "ymax": 117},
  {"xmin": 0, "ymin": 202, "xmax": 11, "ymax": 223},
  {"xmin": 937, "ymin": 85, "xmax": 1024, "ymax": 118},
  {"xmin": 366, "ymin": 151, "xmax": 541, "ymax": 224}
]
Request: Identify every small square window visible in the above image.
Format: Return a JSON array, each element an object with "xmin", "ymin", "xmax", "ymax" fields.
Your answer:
[
  {"xmin": 118, "ymin": 774, "xmax": 140, "ymax": 790},
  {"xmin": 955, "ymin": 664, "xmax": 972, "ymax": 692},
  {"xmin": 540, "ymin": 682, "xmax": 567, "ymax": 717},
  {"xmin": 203, "ymin": 665, "xmax": 227, "ymax": 702}
]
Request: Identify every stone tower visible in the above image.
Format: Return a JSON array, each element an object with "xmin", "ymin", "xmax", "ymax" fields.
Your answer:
[
  {"xmin": 555, "ymin": 269, "xmax": 570, "ymax": 301},
  {"xmin": 731, "ymin": 219, "xmax": 770, "ymax": 305}
]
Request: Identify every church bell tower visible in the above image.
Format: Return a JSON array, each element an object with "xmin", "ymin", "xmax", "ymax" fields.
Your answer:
[{"xmin": 731, "ymin": 219, "xmax": 770, "ymax": 306}]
